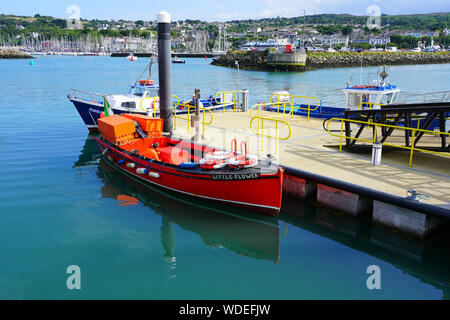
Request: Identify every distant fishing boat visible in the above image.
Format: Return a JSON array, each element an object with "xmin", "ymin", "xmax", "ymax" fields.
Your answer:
[
  {"xmin": 95, "ymin": 113, "xmax": 283, "ymax": 216},
  {"xmin": 127, "ymin": 54, "xmax": 137, "ymax": 61},
  {"xmin": 171, "ymin": 56, "xmax": 185, "ymax": 64}
]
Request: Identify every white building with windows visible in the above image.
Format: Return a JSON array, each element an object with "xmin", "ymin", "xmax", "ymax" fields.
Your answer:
[
  {"xmin": 319, "ymin": 35, "xmax": 349, "ymax": 47},
  {"xmin": 369, "ymin": 36, "xmax": 390, "ymax": 46}
]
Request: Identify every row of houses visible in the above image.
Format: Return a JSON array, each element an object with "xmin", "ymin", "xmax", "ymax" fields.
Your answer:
[{"xmin": 240, "ymin": 34, "xmax": 391, "ymax": 49}]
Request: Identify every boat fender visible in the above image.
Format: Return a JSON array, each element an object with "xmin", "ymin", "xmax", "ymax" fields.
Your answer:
[
  {"xmin": 148, "ymin": 172, "xmax": 160, "ymax": 178},
  {"xmin": 117, "ymin": 159, "xmax": 125, "ymax": 165},
  {"xmin": 126, "ymin": 163, "xmax": 136, "ymax": 169},
  {"xmin": 136, "ymin": 168, "xmax": 148, "ymax": 174},
  {"xmin": 179, "ymin": 162, "xmax": 198, "ymax": 169}
]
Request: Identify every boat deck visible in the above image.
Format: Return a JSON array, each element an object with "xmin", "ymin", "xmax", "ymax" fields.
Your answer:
[{"xmin": 173, "ymin": 110, "xmax": 450, "ymax": 208}]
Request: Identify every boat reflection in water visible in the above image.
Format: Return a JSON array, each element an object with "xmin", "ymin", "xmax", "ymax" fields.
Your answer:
[
  {"xmin": 72, "ymin": 135, "xmax": 102, "ymax": 169},
  {"xmin": 97, "ymin": 159, "xmax": 281, "ymax": 264}
]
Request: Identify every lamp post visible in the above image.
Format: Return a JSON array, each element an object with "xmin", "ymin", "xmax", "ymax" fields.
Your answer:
[{"xmin": 235, "ymin": 60, "xmax": 239, "ymax": 94}]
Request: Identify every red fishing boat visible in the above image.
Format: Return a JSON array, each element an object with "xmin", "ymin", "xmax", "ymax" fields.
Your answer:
[{"xmin": 94, "ymin": 113, "xmax": 283, "ymax": 216}]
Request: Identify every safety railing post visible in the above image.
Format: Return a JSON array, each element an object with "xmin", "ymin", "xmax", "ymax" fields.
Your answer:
[{"xmin": 409, "ymin": 129, "xmax": 416, "ymax": 168}]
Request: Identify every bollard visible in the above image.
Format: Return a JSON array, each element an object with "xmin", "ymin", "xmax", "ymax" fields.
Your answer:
[
  {"xmin": 241, "ymin": 90, "xmax": 249, "ymax": 112},
  {"xmin": 371, "ymin": 142, "xmax": 382, "ymax": 166}
]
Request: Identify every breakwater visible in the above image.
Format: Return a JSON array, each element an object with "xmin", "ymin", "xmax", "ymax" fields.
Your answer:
[
  {"xmin": 0, "ymin": 49, "xmax": 32, "ymax": 59},
  {"xmin": 211, "ymin": 50, "xmax": 305, "ymax": 71},
  {"xmin": 211, "ymin": 50, "xmax": 450, "ymax": 71},
  {"xmin": 111, "ymin": 52, "xmax": 214, "ymax": 58}
]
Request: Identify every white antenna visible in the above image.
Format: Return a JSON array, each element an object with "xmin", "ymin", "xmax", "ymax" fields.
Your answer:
[{"xmin": 360, "ymin": 56, "xmax": 363, "ymax": 85}]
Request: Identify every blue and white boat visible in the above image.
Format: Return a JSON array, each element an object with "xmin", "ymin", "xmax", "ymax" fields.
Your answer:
[
  {"xmin": 265, "ymin": 67, "xmax": 401, "ymax": 119},
  {"xmin": 68, "ymin": 82, "xmax": 234, "ymax": 132}
]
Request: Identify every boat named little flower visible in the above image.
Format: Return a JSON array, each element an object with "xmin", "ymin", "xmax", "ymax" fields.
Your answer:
[{"xmin": 95, "ymin": 113, "xmax": 283, "ymax": 216}]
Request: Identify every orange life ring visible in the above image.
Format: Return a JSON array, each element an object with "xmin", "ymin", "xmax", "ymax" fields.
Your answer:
[
  {"xmin": 151, "ymin": 98, "xmax": 160, "ymax": 108},
  {"xmin": 139, "ymin": 79, "xmax": 154, "ymax": 85}
]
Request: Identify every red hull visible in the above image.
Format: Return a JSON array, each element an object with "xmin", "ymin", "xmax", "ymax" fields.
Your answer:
[{"xmin": 95, "ymin": 137, "xmax": 283, "ymax": 216}]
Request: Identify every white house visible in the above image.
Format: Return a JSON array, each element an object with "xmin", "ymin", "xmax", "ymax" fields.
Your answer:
[
  {"xmin": 319, "ymin": 35, "xmax": 349, "ymax": 47},
  {"xmin": 369, "ymin": 36, "xmax": 390, "ymax": 46}
]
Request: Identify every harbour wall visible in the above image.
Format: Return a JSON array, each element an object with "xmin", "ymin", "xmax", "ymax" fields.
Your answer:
[
  {"xmin": 282, "ymin": 165, "xmax": 449, "ymax": 239},
  {"xmin": 111, "ymin": 52, "xmax": 214, "ymax": 58},
  {"xmin": 211, "ymin": 50, "xmax": 450, "ymax": 71}
]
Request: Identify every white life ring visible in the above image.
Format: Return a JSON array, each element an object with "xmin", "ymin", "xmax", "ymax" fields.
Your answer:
[
  {"xmin": 228, "ymin": 154, "xmax": 258, "ymax": 169},
  {"xmin": 199, "ymin": 151, "xmax": 232, "ymax": 170}
]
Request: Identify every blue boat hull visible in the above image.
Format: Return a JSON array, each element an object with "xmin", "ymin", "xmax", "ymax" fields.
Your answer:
[
  {"xmin": 264, "ymin": 104, "xmax": 445, "ymax": 130},
  {"xmin": 265, "ymin": 104, "xmax": 346, "ymax": 119},
  {"xmin": 70, "ymin": 98, "xmax": 234, "ymax": 132},
  {"xmin": 70, "ymin": 99, "xmax": 142, "ymax": 131}
]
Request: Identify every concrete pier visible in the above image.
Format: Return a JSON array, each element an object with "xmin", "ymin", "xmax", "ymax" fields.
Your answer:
[
  {"xmin": 173, "ymin": 109, "xmax": 450, "ymax": 238},
  {"xmin": 267, "ymin": 49, "xmax": 307, "ymax": 66}
]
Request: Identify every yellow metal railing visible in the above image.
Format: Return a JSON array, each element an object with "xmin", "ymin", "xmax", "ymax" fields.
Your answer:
[
  {"xmin": 173, "ymin": 103, "xmax": 213, "ymax": 136},
  {"xmin": 214, "ymin": 90, "xmax": 245, "ymax": 112},
  {"xmin": 249, "ymin": 101, "xmax": 295, "ymax": 122},
  {"xmin": 250, "ymin": 115, "xmax": 291, "ymax": 152},
  {"xmin": 324, "ymin": 117, "xmax": 450, "ymax": 168},
  {"xmin": 139, "ymin": 95, "xmax": 180, "ymax": 115},
  {"xmin": 138, "ymin": 95, "xmax": 213, "ymax": 136},
  {"xmin": 270, "ymin": 93, "xmax": 319, "ymax": 120}
]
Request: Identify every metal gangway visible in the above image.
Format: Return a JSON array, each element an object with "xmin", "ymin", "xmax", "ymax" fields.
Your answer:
[{"xmin": 324, "ymin": 102, "xmax": 450, "ymax": 167}]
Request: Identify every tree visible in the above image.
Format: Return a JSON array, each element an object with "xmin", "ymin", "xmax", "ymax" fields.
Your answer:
[
  {"xmin": 341, "ymin": 25, "xmax": 353, "ymax": 35},
  {"xmin": 136, "ymin": 20, "xmax": 144, "ymax": 27},
  {"xmin": 53, "ymin": 19, "xmax": 67, "ymax": 28}
]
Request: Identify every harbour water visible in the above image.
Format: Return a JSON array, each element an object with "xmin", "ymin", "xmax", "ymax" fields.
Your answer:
[{"xmin": 0, "ymin": 56, "xmax": 449, "ymax": 299}]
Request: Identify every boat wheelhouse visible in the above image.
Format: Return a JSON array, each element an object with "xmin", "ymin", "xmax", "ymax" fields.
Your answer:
[
  {"xmin": 68, "ymin": 82, "xmax": 160, "ymax": 132},
  {"xmin": 265, "ymin": 66, "xmax": 402, "ymax": 119}
]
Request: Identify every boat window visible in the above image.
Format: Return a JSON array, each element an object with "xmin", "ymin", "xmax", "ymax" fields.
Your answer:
[
  {"xmin": 121, "ymin": 101, "xmax": 136, "ymax": 109},
  {"xmin": 132, "ymin": 87, "xmax": 146, "ymax": 97},
  {"xmin": 380, "ymin": 93, "xmax": 394, "ymax": 104},
  {"xmin": 146, "ymin": 89, "xmax": 159, "ymax": 98}
]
